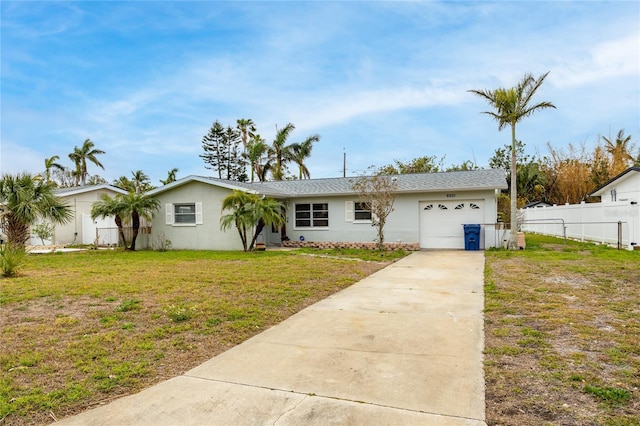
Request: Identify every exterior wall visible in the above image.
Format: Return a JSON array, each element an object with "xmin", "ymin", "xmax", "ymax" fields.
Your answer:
[
  {"xmin": 151, "ymin": 181, "xmax": 244, "ymax": 250},
  {"xmin": 521, "ymin": 201, "xmax": 640, "ymax": 249},
  {"xmin": 282, "ymin": 189, "xmax": 502, "ymax": 248},
  {"xmin": 51, "ymin": 189, "xmax": 121, "ymax": 245},
  {"xmin": 599, "ymin": 173, "xmax": 640, "ymax": 204}
]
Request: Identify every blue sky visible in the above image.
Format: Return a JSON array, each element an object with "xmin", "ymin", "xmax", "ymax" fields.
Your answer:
[{"xmin": 1, "ymin": 1, "xmax": 639, "ymax": 184}]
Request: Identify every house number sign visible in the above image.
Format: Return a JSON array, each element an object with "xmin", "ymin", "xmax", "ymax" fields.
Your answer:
[{"xmin": 446, "ymin": 193, "xmax": 456, "ymax": 198}]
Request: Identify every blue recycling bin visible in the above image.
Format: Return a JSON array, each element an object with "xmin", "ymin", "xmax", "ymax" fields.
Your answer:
[{"xmin": 463, "ymin": 224, "xmax": 481, "ymax": 251}]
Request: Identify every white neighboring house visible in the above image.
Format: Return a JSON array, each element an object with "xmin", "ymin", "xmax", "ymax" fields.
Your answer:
[
  {"xmin": 30, "ymin": 184, "xmax": 128, "ymax": 246},
  {"xmin": 590, "ymin": 166, "xmax": 640, "ymax": 204},
  {"xmin": 146, "ymin": 169, "xmax": 508, "ymax": 250}
]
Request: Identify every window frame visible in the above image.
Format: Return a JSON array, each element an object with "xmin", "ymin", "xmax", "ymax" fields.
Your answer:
[
  {"xmin": 354, "ymin": 201, "xmax": 372, "ymax": 222},
  {"xmin": 166, "ymin": 202, "xmax": 203, "ymax": 226},
  {"xmin": 294, "ymin": 202, "xmax": 329, "ymax": 229}
]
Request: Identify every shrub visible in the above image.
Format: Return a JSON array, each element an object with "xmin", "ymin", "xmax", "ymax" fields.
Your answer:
[{"xmin": 0, "ymin": 244, "xmax": 27, "ymax": 277}]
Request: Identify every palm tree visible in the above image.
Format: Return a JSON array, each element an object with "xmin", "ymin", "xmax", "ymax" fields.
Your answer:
[
  {"xmin": 244, "ymin": 136, "xmax": 268, "ymax": 182},
  {"xmin": 603, "ymin": 130, "xmax": 634, "ymax": 176},
  {"xmin": 220, "ymin": 190, "xmax": 257, "ymax": 251},
  {"xmin": 0, "ymin": 173, "xmax": 73, "ymax": 248},
  {"xmin": 291, "ymin": 134, "xmax": 320, "ymax": 179},
  {"xmin": 91, "ymin": 193, "xmax": 128, "ymax": 247},
  {"xmin": 220, "ymin": 190, "xmax": 285, "ymax": 251},
  {"xmin": 160, "ymin": 168, "xmax": 179, "ymax": 185},
  {"xmin": 267, "ymin": 123, "xmax": 296, "ymax": 181},
  {"xmin": 236, "ymin": 118, "xmax": 256, "ymax": 153},
  {"xmin": 44, "ymin": 156, "xmax": 65, "ymax": 184},
  {"xmin": 130, "ymin": 170, "xmax": 152, "ymax": 193},
  {"xmin": 119, "ymin": 192, "xmax": 160, "ymax": 251},
  {"xmin": 69, "ymin": 139, "xmax": 106, "ymax": 186},
  {"xmin": 469, "ymin": 72, "xmax": 555, "ymax": 249},
  {"xmin": 113, "ymin": 176, "xmax": 135, "ymax": 193}
]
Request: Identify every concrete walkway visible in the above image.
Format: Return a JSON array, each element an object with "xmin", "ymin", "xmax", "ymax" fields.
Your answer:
[{"xmin": 57, "ymin": 251, "xmax": 486, "ymax": 425}]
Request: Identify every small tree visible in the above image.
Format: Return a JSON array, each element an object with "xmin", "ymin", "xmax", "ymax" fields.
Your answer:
[
  {"xmin": 350, "ymin": 170, "xmax": 398, "ymax": 250},
  {"xmin": 32, "ymin": 222, "xmax": 54, "ymax": 246}
]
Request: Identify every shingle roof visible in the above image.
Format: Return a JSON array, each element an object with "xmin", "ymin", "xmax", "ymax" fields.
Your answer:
[
  {"xmin": 54, "ymin": 184, "xmax": 127, "ymax": 197},
  {"xmin": 190, "ymin": 169, "xmax": 507, "ymax": 198}
]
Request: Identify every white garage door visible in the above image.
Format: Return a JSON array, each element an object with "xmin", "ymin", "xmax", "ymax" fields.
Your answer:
[{"xmin": 419, "ymin": 200, "xmax": 484, "ymax": 249}]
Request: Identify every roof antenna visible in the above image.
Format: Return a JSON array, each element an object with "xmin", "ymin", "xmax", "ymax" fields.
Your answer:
[{"xmin": 343, "ymin": 148, "xmax": 346, "ymax": 178}]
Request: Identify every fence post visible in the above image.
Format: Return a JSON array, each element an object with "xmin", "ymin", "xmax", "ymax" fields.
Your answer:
[{"xmin": 618, "ymin": 221, "xmax": 622, "ymax": 250}]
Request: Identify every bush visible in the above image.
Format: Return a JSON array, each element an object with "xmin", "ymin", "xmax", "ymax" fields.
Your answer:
[{"xmin": 0, "ymin": 244, "xmax": 27, "ymax": 277}]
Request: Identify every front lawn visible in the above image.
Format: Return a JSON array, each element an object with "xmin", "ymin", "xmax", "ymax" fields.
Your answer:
[
  {"xmin": 0, "ymin": 249, "xmax": 394, "ymax": 425},
  {"xmin": 484, "ymin": 234, "xmax": 639, "ymax": 425}
]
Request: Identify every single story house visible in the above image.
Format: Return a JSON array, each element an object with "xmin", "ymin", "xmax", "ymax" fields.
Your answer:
[
  {"xmin": 31, "ymin": 184, "xmax": 128, "ymax": 246},
  {"xmin": 146, "ymin": 169, "xmax": 508, "ymax": 250},
  {"xmin": 589, "ymin": 166, "xmax": 640, "ymax": 203}
]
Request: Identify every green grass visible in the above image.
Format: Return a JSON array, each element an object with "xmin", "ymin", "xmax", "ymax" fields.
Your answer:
[
  {"xmin": 484, "ymin": 234, "xmax": 639, "ymax": 425},
  {"xmin": 0, "ymin": 248, "xmax": 396, "ymax": 424}
]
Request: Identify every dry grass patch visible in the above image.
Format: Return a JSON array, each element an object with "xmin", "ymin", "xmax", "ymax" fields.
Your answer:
[
  {"xmin": 484, "ymin": 234, "xmax": 639, "ymax": 425},
  {"xmin": 0, "ymin": 249, "xmax": 395, "ymax": 425}
]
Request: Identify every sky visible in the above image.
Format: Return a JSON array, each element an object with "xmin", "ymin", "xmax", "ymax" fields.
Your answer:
[{"xmin": 1, "ymin": 1, "xmax": 639, "ymax": 185}]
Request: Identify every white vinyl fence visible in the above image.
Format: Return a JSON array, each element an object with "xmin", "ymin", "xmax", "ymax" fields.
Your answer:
[{"xmin": 521, "ymin": 201, "xmax": 640, "ymax": 250}]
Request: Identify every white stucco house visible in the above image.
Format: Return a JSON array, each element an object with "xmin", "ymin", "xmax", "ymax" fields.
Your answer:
[
  {"xmin": 146, "ymin": 169, "xmax": 508, "ymax": 251},
  {"xmin": 590, "ymin": 166, "xmax": 640, "ymax": 203},
  {"xmin": 30, "ymin": 184, "xmax": 128, "ymax": 246}
]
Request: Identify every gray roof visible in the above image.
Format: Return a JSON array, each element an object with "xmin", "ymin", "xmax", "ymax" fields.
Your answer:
[
  {"xmin": 156, "ymin": 169, "xmax": 507, "ymax": 198},
  {"xmin": 54, "ymin": 184, "xmax": 128, "ymax": 197}
]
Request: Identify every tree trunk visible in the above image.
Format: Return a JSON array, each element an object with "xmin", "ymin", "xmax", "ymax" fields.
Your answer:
[
  {"xmin": 128, "ymin": 212, "xmax": 140, "ymax": 251},
  {"xmin": 509, "ymin": 123, "xmax": 518, "ymax": 250},
  {"xmin": 249, "ymin": 219, "xmax": 266, "ymax": 251},
  {"xmin": 115, "ymin": 215, "xmax": 127, "ymax": 248}
]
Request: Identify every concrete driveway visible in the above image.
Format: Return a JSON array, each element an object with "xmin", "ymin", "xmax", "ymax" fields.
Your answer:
[{"xmin": 56, "ymin": 251, "xmax": 486, "ymax": 425}]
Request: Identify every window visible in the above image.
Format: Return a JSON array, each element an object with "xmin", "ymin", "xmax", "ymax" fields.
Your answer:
[
  {"xmin": 166, "ymin": 202, "xmax": 203, "ymax": 225},
  {"xmin": 295, "ymin": 203, "xmax": 329, "ymax": 228},
  {"xmin": 175, "ymin": 204, "xmax": 196, "ymax": 224},
  {"xmin": 354, "ymin": 202, "xmax": 372, "ymax": 221}
]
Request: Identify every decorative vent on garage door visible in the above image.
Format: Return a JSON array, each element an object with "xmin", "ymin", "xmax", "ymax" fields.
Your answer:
[
  {"xmin": 455, "ymin": 203, "xmax": 464, "ymax": 209},
  {"xmin": 423, "ymin": 204, "xmax": 433, "ymax": 210},
  {"xmin": 470, "ymin": 203, "xmax": 480, "ymax": 209},
  {"xmin": 438, "ymin": 204, "xmax": 448, "ymax": 210}
]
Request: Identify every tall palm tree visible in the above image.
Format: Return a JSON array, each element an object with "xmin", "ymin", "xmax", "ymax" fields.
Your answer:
[
  {"xmin": 130, "ymin": 170, "xmax": 152, "ymax": 193},
  {"xmin": 267, "ymin": 123, "xmax": 296, "ymax": 181},
  {"xmin": 603, "ymin": 130, "xmax": 634, "ymax": 176},
  {"xmin": 236, "ymin": 118, "xmax": 256, "ymax": 153},
  {"xmin": 119, "ymin": 192, "xmax": 160, "ymax": 251},
  {"xmin": 291, "ymin": 134, "xmax": 320, "ymax": 179},
  {"xmin": 160, "ymin": 168, "xmax": 179, "ymax": 185},
  {"xmin": 91, "ymin": 193, "xmax": 128, "ymax": 247},
  {"xmin": 244, "ymin": 136, "xmax": 268, "ymax": 182},
  {"xmin": 44, "ymin": 156, "xmax": 65, "ymax": 184},
  {"xmin": 469, "ymin": 72, "xmax": 555, "ymax": 249},
  {"xmin": 69, "ymin": 139, "xmax": 106, "ymax": 186},
  {"xmin": 113, "ymin": 176, "xmax": 135, "ymax": 193},
  {"xmin": 0, "ymin": 173, "xmax": 73, "ymax": 247}
]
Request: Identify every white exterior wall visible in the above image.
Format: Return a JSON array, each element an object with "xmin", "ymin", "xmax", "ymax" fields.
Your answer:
[
  {"xmin": 51, "ymin": 188, "xmax": 122, "ymax": 245},
  {"xmin": 283, "ymin": 189, "xmax": 502, "ymax": 248},
  {"xmin": 599, "ymin": 174, "xmax": 640, "ymax": 204},
  {"xmin": 151, "ymin": 182, "xmax": 244, "ymax": 250}
]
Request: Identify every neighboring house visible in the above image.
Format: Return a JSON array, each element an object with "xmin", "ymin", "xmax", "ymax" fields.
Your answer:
[
  {"xmin": 147, "ymin": 169, "xmax": 508, "ymax": 250},
  {"xmin": 523, "ymin": 201, "xmax": 552, "ymax": 209},
  {"xmin": 31, "ymin": 184, "xmax": 128, "ymax": 246},
  {"xmin": 589, "ymin": 166, "xmax": 640, "ymax": 203}
]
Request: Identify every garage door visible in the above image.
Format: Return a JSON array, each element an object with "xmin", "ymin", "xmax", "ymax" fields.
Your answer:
[{"xmin": 419, "ymin": 200, "xmax": 484, "ymax": 249}]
